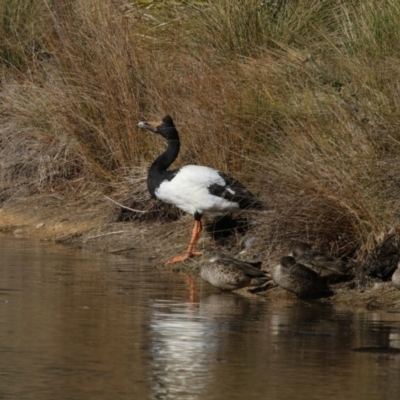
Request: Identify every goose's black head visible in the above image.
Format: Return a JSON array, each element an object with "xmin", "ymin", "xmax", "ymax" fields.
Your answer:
[{"xmin": 138, "ymin": 115, "xmax": 178, "ymax": 140}]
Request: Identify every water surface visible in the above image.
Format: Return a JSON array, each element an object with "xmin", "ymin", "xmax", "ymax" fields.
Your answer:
[{"xmin": 0, "ymin": 236, "xmax": 399, "ymax": 400}]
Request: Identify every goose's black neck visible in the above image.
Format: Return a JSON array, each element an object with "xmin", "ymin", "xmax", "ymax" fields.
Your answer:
[
  {"xmin": 147, "ymin": 128, "xmax": 180, "ymax": 197},
  {"xmin": 151, "ymin": 136, "xmax": 180, "ymax": 172}
]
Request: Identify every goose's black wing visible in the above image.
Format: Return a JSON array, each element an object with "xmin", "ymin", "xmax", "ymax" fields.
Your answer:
[{"xmin": 208, "ymin": 172, "xmax": 264, "ymax": 210}]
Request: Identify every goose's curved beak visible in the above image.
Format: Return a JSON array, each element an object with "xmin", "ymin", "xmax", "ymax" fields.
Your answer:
[{"xmin": 138, "ymin": 121, "xmax": 157, "ymax": 132}]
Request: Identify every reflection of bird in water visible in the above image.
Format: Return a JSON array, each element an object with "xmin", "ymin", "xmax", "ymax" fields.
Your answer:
[
  {"xmin": 200, "ymin": 252, "xmax": 270, "ymax": 291},
  {"xmin": 199, "ymin": 293, "xmax": 258, "ymax": 318},
  {"xmin": 148, "ymin": 299, "xmax": 214, "ymax": 397},
  {"xmin": 138, "ymin": 115, "xmax": 263, "ymax": 265},
  {"xmin": 291, "ymin": 242, "xmax": 352, "ymax": 281},
  {"xmin": 272, "ymin": 256, "xmax": 333, "ymax": 298},
  {"xmin": 389, "ymin": 330, "xmax": 400, "ymax": 348},
  {"xmin": 392, "ymin": 263, "xmax": 400, "ymax": 290}
]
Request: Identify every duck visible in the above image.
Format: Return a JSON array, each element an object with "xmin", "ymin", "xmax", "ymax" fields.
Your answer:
[
  {"xmin": 290, "ymin": 242, "xmax": 352, "ymax": 281},
  {"xmin": 138, "ymin": 115, "xmax": 263, "ymax": 265},
  {"xmin": 200, "ymin": 252, "xmax": 270, "ymax": 291},
  {"xmin": 272, "ymin": 256, "xmax": 333, "ymax": 298},
  {"xmin": 392, "ymin": 263, "xmax": 400, "ymax": 290}
]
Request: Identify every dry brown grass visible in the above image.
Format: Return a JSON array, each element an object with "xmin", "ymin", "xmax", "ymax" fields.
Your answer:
[{"xmin": 2, "ymin": 0, "xmax": 400, "ymax": 278}]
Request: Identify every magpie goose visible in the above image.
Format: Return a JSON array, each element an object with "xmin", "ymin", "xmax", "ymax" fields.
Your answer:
[{"xmin": 138, "ymin": 115, "xmax": 263, "ymax": 264}]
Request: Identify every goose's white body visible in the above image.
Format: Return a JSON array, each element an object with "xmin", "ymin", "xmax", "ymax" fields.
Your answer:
[{"xmin": 155, "ymin": 165, "xmax": 240, "ymax": 217}]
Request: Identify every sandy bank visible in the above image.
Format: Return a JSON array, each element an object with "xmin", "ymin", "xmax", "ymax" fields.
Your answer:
[{"xmin": 0, "ymin": 194, "xmax": 399, "ymax": 310}]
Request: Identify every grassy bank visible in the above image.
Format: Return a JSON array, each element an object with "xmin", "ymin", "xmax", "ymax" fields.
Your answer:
[{"xmin": 1, "ymin": 0, "xmax": 400, "ymax": 280}]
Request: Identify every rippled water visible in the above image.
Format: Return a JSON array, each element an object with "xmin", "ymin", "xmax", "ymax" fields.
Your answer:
[{"xmin": 0, "ymin": 236, "xmax": 399, "ymax": 400}]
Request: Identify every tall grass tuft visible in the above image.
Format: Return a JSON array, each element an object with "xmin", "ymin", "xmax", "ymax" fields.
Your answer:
[
  {"xmin": 0, "ymin": 0, "xmax": 50, "ymax": 72},
  {"xmin": 2, "ymin": 0, "xmax": 400, "ymax": 268},
  {"xmin": 191, "ymin": 0, "xmax": 344, "ymax": 56}
]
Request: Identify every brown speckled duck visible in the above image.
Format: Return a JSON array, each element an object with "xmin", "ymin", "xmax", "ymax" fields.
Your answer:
[
  {"xmin": 200, "ymin": 252, "xmax": 269, "ymax": 291},
  {"xmin": 392, "ymin": 263, "xmax": 400, "ymax": 290},
  {"xmin": 291, "ymin": 242, "xmax": 352, "ymax": 281},
  {"xmin": 272, "ymin": 256, "xmax": 333, "ymax": 298}
]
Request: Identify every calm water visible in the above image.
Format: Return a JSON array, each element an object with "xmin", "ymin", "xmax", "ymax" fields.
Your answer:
[{"xmin": 0, "ymin": 236, "xmax": 399, "ymax": 400}]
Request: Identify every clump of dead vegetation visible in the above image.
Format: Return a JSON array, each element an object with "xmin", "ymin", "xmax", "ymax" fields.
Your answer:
[{"xmin": 1, "ymin": 0, "xmax": 400, "ymax": 283}]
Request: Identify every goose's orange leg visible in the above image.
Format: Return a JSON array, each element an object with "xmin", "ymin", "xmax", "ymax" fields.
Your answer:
[{"xmin": 165, "ymin": 219, "xmax": 203, "ymax": 265}]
